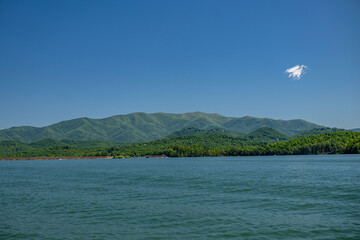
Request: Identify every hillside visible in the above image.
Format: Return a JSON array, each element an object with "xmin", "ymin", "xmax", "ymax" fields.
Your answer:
[
  {"xmin": 246, "ymin": 131, "xmax": 360, "ymax": 155},
  {"xmin": 0, "ymin": 112, "xmax": 322, "ymax": 143},
  {"xmin": 0, "ymin": 127, "xmax": 295, "ymax": 158},
  {"xmin": 244, "ymin": 127, "xmax": 289, "ymax": 141},
  {"xmin": 166, "ymin": 127, "xmax": 241, "ymax": 138},
  {"xmin": 0, "ymin": 139, "xmax": 126, "ymax": 158},
  {"xmin": 1, "ymin": 131, "xmax": 359, "ymax": 159},
  {"xmin": 293, "ymin": 127, "xmax": 346, "ymax": 138}
]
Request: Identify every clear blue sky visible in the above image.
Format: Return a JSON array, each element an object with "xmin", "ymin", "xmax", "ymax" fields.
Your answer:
[{"xmin": 1, "ymin": 0, "xmax": 359, "ymax": 129}]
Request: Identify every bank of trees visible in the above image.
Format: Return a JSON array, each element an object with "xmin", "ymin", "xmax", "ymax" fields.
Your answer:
[{"xmin": 1, "ymin": 131, "xmax": 359, "ymax": 158}]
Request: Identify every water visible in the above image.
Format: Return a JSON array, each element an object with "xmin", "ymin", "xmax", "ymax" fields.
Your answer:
[{"xmin": 1, "ymin": 155, "xmax": 360, "ymax": 239}]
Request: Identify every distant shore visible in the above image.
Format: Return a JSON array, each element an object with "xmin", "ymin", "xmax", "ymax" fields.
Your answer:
[
  {"xmin": 0, "ymin": 155, "xmax": 170, "ymax": 161},
  {"xmin": 0, "ymin": 156, "xmax": 113, "ymax": 161}
]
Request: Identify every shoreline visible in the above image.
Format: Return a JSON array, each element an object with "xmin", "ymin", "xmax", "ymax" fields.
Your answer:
[
  {"xmin": 0, "ymin": 156, "xmax": 113, "ymax": 161},
  {"xmin": 1, "ymin": 153, "xmax": 355, "ymax": 161}
]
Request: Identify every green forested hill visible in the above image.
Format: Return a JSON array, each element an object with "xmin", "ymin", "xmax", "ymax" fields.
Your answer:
[
  {"xmin": 243, "ymin": 131, "xmax": 360, "ymax": 155},
  {"xmin": 293, "ymin": 127, "xmax": 346, "ymax": 138},
  {"xmin": 244, "ymin": 127, "xmax": 289, "ymax": 141},
  {"xmin": 166, "ymin": 127, "xmax": 241, "ymax": 138},
  {"xmin": 1, "ymin": 131, "xmax": 359, "ymax": 159},
  {"xmin": 28, "ymin": 139, "xmax": 124, "ymax": 148},
  {"xmin": 0, "ymin": 139, "xmax": 126, "ymax": 158},
  {"xmin": 0, "ymin": 127, "xmax": 291, "ymax": 158},
  {"xmin": 0, "ymin": 112, "xmax": 322, "ymax": 143},
  {"xmin": 122, "ymin": 131, "xmax": 359, "ymax": 157}
]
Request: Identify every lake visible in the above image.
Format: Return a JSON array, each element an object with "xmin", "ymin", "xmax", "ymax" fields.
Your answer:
[{"xmin": 1, "ymin": 155, "xmax": 360, "ymax": 239}]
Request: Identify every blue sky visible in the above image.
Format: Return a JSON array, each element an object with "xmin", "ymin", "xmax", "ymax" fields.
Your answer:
[{"xmin": 0, "ymin": 0, "xmax": 359, "ymax": 129}]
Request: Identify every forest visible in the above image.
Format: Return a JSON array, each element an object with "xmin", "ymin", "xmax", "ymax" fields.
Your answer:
[{"xmin": 1, "ymin": 128, "xmax": 359, "ymax": 159}]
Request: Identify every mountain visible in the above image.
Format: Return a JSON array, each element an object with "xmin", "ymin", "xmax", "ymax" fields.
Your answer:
[
  {"xmin": 0, "ymin": 112, "xmax": 322, "ymax": 143},
  {"xmin": 350, "ymin": 128, "xmax": 360, "ymax": 132}
]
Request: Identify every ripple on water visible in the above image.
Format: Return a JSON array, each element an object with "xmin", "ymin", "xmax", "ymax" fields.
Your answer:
[{"xmin": 1, "ymin": 155, "xmax": 360, "ymax": 239}]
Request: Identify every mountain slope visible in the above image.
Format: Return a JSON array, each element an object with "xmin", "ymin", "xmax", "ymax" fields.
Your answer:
[
  {"xmin": 0, "ymin": 127, "xmax": 292, "ymax": 158},
  {"xmin": 293, "ymin": 127, "xmax": 346, "ymax": 138},
  {"xmin": 2, "ymin": 131, "xmax": 358, "ymax": 159},
  {"xmin": 223, "ymin": 116, "xmax": 319, "ymax": 135},
  {"xmin": 166, "ymin": 127, "xmax": 240, "ymax": 138},
  {"xmin": 244, "ymin": 127, "xmax": 289, "ymax": 141},
  {"xmin": 0, "ymin": 112, "xmax": 322, "ymax": 143}
]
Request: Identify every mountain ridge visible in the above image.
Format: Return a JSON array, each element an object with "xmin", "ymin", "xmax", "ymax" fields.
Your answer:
[{"xmin": 0, "ymin": 112, "xmax": 323, "ymax": 143}]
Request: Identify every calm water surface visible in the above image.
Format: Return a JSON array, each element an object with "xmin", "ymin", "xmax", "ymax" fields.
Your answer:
[{"xmin": 1, "ymin": 155, "xmax": 360, "ymax": 239}]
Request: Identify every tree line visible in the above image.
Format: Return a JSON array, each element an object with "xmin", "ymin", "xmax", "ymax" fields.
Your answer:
[{"xmin": 1, "ymin": 131, "xmax": 359, "ymax": 159}]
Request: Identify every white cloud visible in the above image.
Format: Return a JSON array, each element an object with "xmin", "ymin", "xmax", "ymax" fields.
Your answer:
[{"xmin": 285, "ymin": 65, "xmax": 307, "ymax": 80}]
